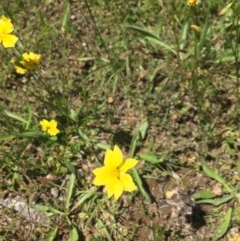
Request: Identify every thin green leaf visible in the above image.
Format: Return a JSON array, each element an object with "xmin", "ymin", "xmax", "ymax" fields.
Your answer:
[
  {"xmin": 15, "ymin": 131, "xmax": 41, "ymax": 138},
  {"xmin": 44, "ymin": 227, "xmax": 58, "ymax": 241},
  {"xmin": 49, "ymin": 206, "xmax": 65, "ymax": 215},
  {"xmin": 0, "ymin": 134, "xmax": 15, "ymax": 141},
  {"xmin": 214, "ymin": 208, "xmax": 232, "ymax": 241},
  {"xmin": 139, "ymin": 153, "xmax": 164, "ymax": 164},
  {"xmin": 195, "ymin": 194, "xmax": 233, "ymax": 206},
  {"xmin": 66, "ymin": 173, "xmax": 76, "ymax": 209},
  {"xmin": 125, "ymin": 25, "xmax": 177, "ymax": 55},
  {"xmin": 61, "ymin": 0, "xmax": 71, "ymax": 32},
  {"xmin": 34, "ymin": 204, "xmax": 50, "ymax": 212},
  {"xmin": 179, "ymin": 21, "xmax": 189, "ymax": 50},
  {"xmin": 71, "ymin": 189, "xmax": 96, "ymax": 212},
  {"xmin": 129, "ymin": 133, "xmax": 140, "ymax": 157},
  {"xmin": 0, "ymin": 131, "xmax": 40, "ymax": 141},
  {"xmin": 139, "ymin": 119, "xmax": 148, "ymax": 140},
  {"xmin": 64, "ymin": 161, "xmax": 76, "ymax": 175},
  {"xmin": 96, "ymin": 143, "xmax": 110, "ymax": 151},
  {"xmin": 69, "ymin": 109, "xmax": 79, "ymax": 122},
  {"xmin": 78, "ymin": 129, "xmax": 92, "ymax": 144},
  {"xmin": 34, "ymin": 204, "xmax": 65, "ymax": 215},
  {"xmin": 34, "ymin": 94, "xmax": 68, "ymax": 116},
  {"xmin": 196, "ymin": 18, "xmax": 210, "ymax": 58},
  {"xmin": 3, "ymin": 110, "xmax": 27, "ymax": 124},
  {"xmin": 149, "ymin": 66, "xmax": 164, "ymax": 92},
  {"xmin": 97, "ymin": 219, "xmax": 114, "ymax": 241},
  {"xmin": 130, "ymin": 118, "xmax": 149, "ymax": 157},
  {"xmin": 202, "ymin": 163, "xmax": 232, "ymax": 192},
  {"xmin": 132, "ymin": 168, "xmax": 151, "ymax": 203},
  {"xmin": 25, "ymin": 105, "xmax": 33, "ymax": 130},
  {"xmin": 191, "ymin": 190, "xmax": 216, "ymax": 200}
]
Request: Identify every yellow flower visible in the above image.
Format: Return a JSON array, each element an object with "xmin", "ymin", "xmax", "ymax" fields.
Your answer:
[
  {"xmin": 39, "ymin": 119, "xmax": 60, "ymax": 136},
  {"xmin": 229, "ymin": 234, "xmax": 240, "ymax": 241},
  {"xmin": 0, "ymin": 15, "xmax": 18, "ymax": 48},
  {"xmin": 12, "ymin": 52, "xmax": 41, "ymax": 74},
  {"xmin": 187, "ymin": 0, "xmax": 201, "ymax": 6},
  {"xmin": 14, "ymin": 65, "xmax": 27, "ymax": 74},
  {"xmin": 93, "ymin": 145, "xmax": 138, "ymax": 200}
]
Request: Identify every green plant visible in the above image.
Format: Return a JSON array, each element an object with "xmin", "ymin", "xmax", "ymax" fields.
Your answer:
[{"xmin": 192, "ymin": 162, "xmax": 239, "ymax": 240}]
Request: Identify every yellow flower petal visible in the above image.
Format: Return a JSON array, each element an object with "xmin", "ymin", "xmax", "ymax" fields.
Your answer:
[
  {"xmin": 48, "ymin": 127, "xmax": 60, "ymax": 136},
  {"xmin": 93, "ymin": 167, "xmax": 112, "ymax": 186},
  {"xmin": 12, "ymin": 52, "xmax": 41, "ymax": 73},
  {"xmin": 2, "ymin": 34, "xmax": 18, "ymax": 48},
  {"xmin": 187, "ymin": 0, "xmax": 200, "ymax": 5},
  {"xmin": 120, "ymin": 173, "xmax": 137, "ymax": 192},
  {"xmin": 49, "ymin": 119, "xmax": 58, "ymax": 128},
  {"xmin": 40, "ymin": 119, "xmax": 49, "ymax": 131},
  {"xmin": 0, "ymin": 16, "xmax": 13, "ymax": 33},
  {"xmin": 14, "ymin": 65, "xmax": 27, "ymax": 74},
  {"xmin": 22, "ymin": 52, "xmax": 41, "ymax": 63},
  {"xmin": 104, "ymin": 145, "xmax": 123, "ymax": 169},
  {"xmin": 119, "ymin": 158, "xmax": 138, "ymax": 173},
  {"xmin": 0, "ymin": 15, "xmax": 12, "ymax": 23},
  {"xmin": 0, "ymin": 15, "xmax": 18, "ymax": 48},
  {"xmin": 106, "ymin": 180, "xmax": 124, "ymax": 200}
]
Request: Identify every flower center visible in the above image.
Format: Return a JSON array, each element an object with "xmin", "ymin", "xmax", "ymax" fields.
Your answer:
[{"xmin": 112, "ymin": 168, "xmax": 120, "ymax": 178}]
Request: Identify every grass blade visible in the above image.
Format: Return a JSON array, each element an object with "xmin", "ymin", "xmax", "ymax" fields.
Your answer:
[
  {"xmin": 139, "ymin": 153, "xmax": 164, "ymax": 164},
  {"xmin": 125, "ymin": 25, "xmax": 177, "ymax": 55},
  {"xmin": 71, "ymin": 189, "xmax": 96, "ymax": 212},
  {"xmin": 139, "ymin": 119, "xmax": 148, "ymax": 140},
  {"xmin": 132, "ymin": 168, "xmax": 151, "ymax": 203},
  {"xmin": 195, "ymin": 194, "xmax": 233, "ymax": 206},
  {"xmin": 25, "ymin": 105, "xmax": 33, "ymax": 130},
  {"xmin": 66, "ymin": 173, "xmax": 76, "ymax": 209},
  {"xmin": 44, "ymin": 227, "xmax": 58, "ymax": 241},
  {"xmin": 61, "ymin": 0, "xmax": 71, "ymax": 32},
  {"xmin": 3, "ymin": 110, "xmax": 27, "ymax": 124},
  {"xmin": 191, "ymin": 190, "xmax": 216, "ymax": 199}
]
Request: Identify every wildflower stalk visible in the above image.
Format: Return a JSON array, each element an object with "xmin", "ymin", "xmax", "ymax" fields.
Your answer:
[
  {"xmin": 190, "ymin": 6, "xmax": 200, "ymax": 91},
  {"xmin": 32, "ymin": 73, "xmax": 52, "ymax": 94},
  {"xmin": 232, "ymin": 1, "xmax": 240, "ymax": 124},
  {"xmin": 164, "ymin": 0, "xmax": 183, "ymax": 69},
  {"xmin": 83, "ymin": 0, "xmax": 110, "ymax": 60},
  {"xmin": 188, "ymin": 3, "xmax": 210, "ymax": 122},
  {"xmin": 83, "ymin": 0, "xmax": 123, "ymax": 74}
]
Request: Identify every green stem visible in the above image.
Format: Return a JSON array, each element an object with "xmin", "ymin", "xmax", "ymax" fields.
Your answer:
[{"xmin": 233, "ymin": 2, "xmax": 240, "ymax": 124}]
